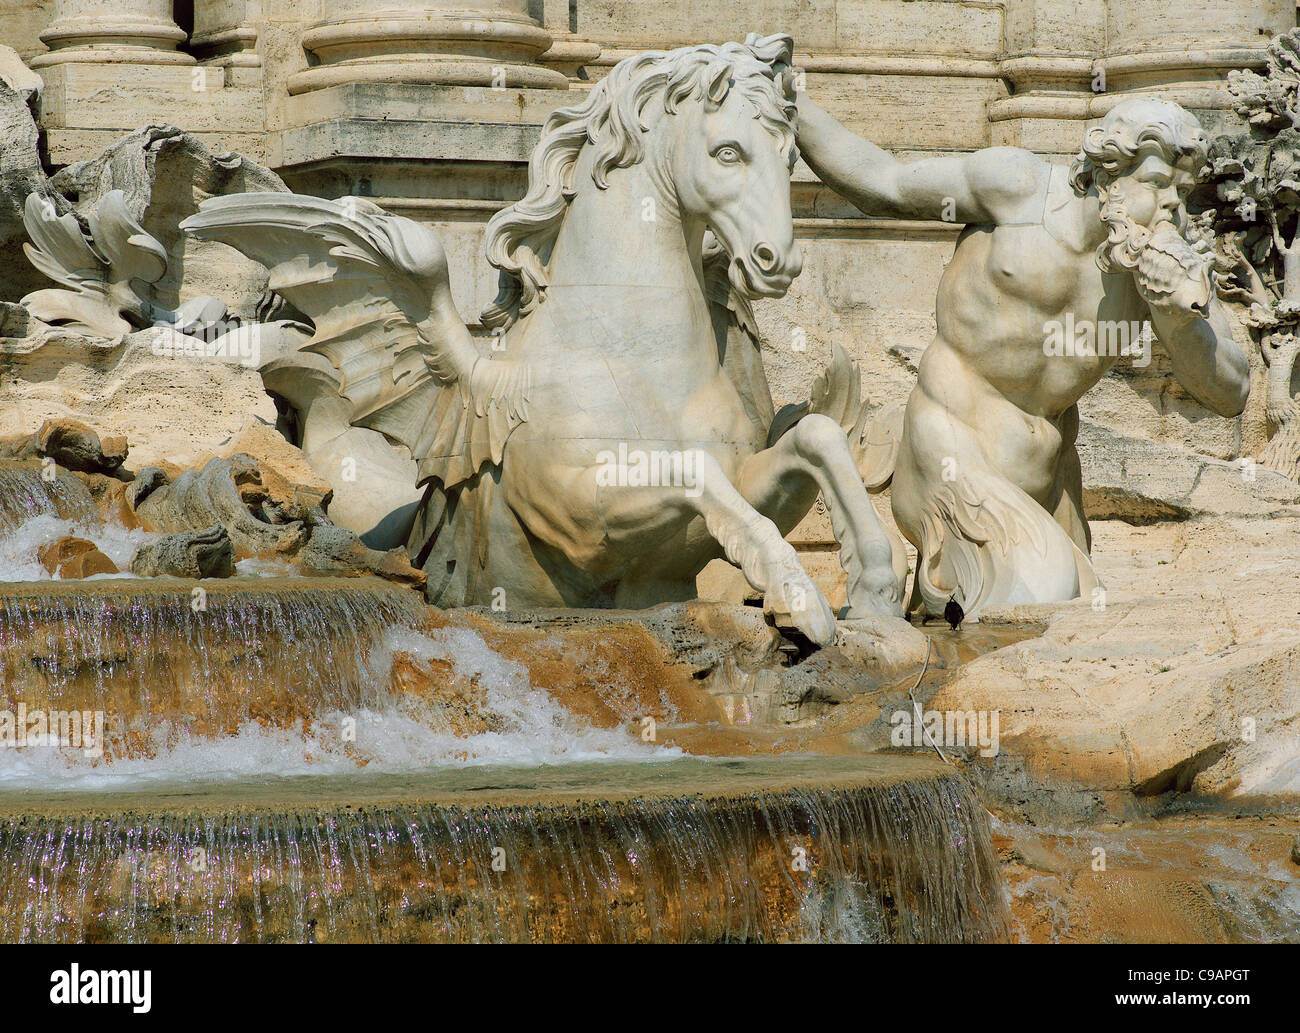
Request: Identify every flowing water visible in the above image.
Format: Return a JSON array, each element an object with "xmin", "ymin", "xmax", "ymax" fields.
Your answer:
[
  {"xmin": 0, "ymin": 463, "xmax": 99, "ymax": 536},
  {"xmin": 0, "ymin": 508, "xmax": 1015, "ymax": 943},
  {"xmin": 0, "ymin": 579, "xmax": 671, "ymax": 784},
  {"xmin": 0, "ymin": 757, "xmax": 1009, "ymax": 943}
]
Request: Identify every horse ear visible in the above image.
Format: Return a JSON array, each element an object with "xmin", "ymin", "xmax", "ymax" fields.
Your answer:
[{"xmin": 704, "ymin": 59, "xmax": 732, "ymax": 111}]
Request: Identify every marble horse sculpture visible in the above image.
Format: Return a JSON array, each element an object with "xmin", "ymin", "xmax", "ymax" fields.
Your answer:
[{"xmin": 183, "ymin": 34, "xmax": 907, "ymax": 645}]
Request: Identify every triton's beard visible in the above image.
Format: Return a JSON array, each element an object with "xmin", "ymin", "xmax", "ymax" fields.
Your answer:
[
  {"xmin": 1096, "ymin": 182, "xmax": 1213, "ymax": 315},
  {"xmin": 1095, "ymin": 187, "xmax": 1150, "ymax": 274}
]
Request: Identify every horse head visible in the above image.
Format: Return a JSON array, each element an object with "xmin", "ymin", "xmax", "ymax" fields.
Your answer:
[{"xmin": 482, "ymin": 33, "xmax": 802, "ymax": 330}]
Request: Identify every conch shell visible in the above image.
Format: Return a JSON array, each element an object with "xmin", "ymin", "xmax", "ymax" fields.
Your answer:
[{"xmin": 1136, "ymin": 222, "xmax": 1213, "ymax": 316}]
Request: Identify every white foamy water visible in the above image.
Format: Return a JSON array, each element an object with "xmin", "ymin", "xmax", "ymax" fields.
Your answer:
[
  {"xmin": 0, "ymin": 625, "xmax": 678, "ymax": 791},
  {"xmin": 0, "ymin": 513, "xmax": 156, "ymax": 581},
  {"xmin": 0, "ymin": 512, "xmax": 341, "ymax": 581}
]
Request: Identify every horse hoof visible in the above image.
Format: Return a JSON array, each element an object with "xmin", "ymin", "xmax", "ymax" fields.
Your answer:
[{"xmin": 766, "ymin": 577, "xmax": 837, "ymax": 648}]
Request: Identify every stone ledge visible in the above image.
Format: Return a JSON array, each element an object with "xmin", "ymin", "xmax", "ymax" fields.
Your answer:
[{"xmin": 275, "ymin": 118, "xmax": 546, "ymax": 170}]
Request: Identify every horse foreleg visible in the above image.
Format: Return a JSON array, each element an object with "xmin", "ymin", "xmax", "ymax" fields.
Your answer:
[
  {"xmin": 686, "ymin": 450, "xmax": 839, "ymax": 644},
  {"xmin": 499, "ymin": 446, "xmax": 838, "ymax": 644},
  {"xmin": 738, "ymin": 413, "xmax": 908, "ymax": 618}
]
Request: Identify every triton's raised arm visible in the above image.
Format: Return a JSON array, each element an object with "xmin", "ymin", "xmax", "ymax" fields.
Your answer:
[{"xmin": 795, "ymin": 93, "xmax": 1048, "ymax": 225}]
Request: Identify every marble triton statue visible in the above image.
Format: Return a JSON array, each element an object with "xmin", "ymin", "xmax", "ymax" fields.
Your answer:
[
  {"xmin": 183, "ymin": 34, "xmax": 908, "ymax": 645},
  {"xmin": 794, "ymin": 94, "xmax": 1251, "ymax": 618}
]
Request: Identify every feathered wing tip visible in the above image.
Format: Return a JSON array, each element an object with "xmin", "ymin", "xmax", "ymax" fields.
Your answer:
[
  {"xmin": 182, "ymin": 191, "xmax": 530, "ymax": 490},
  {"xmin": 767, "ymin": 341, "xmax": 903, "ymax": 492}
]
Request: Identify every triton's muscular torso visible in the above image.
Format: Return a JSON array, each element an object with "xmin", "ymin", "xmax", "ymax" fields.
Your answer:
[{"xmin": 913, "ymin": 170, "xmax": 1145, "ymax": 505}]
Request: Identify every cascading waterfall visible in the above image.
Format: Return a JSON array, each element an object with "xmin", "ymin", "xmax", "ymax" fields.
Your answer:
[
  {"xmin": 0, "ymin": 760, "xmax": 1010, "ymax": 944},
  {"xmin": 0, "ymin": 579, "xmax": 674, "ymax": 781},
  {"xmin": 0, "ymin": 463, "xmax": 99, "ymax": 535},
  {"xmin": 0, "ymin": 578, "xmax": 429, "ymax": 731},
  {"xmin": 0, "ymin": 523, "xmax": 1014, "ymax": 944}
]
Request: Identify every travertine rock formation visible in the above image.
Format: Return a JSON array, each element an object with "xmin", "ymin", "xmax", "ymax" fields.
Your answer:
[
  {"xmin": 37, "ymin": 535, "xmax": 118, "ymax": 578},
  {"xmin": 0, "ymin": 418, "xmax": 128, "ymax": 475},
  {"xmin": 130, "ymin": 525, "xmax": 234, "ymax": 579},
  {"xmin": 0, "ymin": 327, "xmax": 279, "ymax": 469}
]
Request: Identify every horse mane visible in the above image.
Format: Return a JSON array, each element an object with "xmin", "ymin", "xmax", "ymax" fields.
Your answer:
[{"xmin": 480, "ymin": 33, "xmax": 797, "ymax": 331}]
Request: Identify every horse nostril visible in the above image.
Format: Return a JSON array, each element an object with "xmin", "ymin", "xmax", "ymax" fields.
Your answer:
[{"xmin": 752, "ymin": 242, "xmax": 778, "ymax": 272}]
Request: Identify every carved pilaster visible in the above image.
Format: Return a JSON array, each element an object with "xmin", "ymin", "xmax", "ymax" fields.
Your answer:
[
  {"xmin": 1097, "ymin": 0, "xmax": 1293, "ymax": 113},
  {"xmin": 192, "ymin": 0, "xmax": 262, "ymax": 69}
]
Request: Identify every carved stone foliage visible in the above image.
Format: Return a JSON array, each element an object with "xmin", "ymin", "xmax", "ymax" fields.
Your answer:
[
  {"xmin": 1206, "ymin": 29, "xmax": 1300, "ymax": 473},
  {"xmin": 21, "ymin": 190, "xmax": 168, "ymax": 338},
  {"xmin": 19, "ymin": 188, "xmax": 234, "ymax": 340}
]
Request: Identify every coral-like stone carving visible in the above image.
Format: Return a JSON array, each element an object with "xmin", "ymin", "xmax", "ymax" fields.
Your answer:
[{"xmin": 1207, "ymin": 29, "xmax": 1300, "ymax": 478}]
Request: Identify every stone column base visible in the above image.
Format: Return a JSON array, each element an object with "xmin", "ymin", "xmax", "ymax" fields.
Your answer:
[{"xmin": 288, "ymin": 13, "xmax": 569, "ymax": 94}]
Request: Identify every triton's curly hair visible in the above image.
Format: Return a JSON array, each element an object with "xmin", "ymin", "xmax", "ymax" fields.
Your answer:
[
  {"xmin": 1069, "ymin": 99, "xmax": 1210, "ymax": 273},
  {"xmin": 1068, "ymin": 97, "xmax": 1209, "ymax": 195},
  {"xmin": 480, "ymin": 33, "xmax": 797, "ymax": 331}
]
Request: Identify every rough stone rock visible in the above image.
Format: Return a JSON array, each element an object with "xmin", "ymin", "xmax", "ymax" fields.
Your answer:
[
  {"xmin": 0, "ymin": 300, "xmax": 33, "ymax": 338},
  {"xmin": 130, "ymin": 525, "xmax": 234, "ymax": 579},
  {"xmin": 996, "ymin": 816, "xmax": 1300, "ymax": 944},
  {"xmin": 186, "ymin": 416, "xmax": 332, "ymax": 515},
  {"xmin": 478, "ymin": 601, "xmax": 786, "ymax": 678},
  {"xmin": 836, "ymin": 615, "xmax": 933, "ymax": 682},
  {"xmin": 0, "ymin": 53, "xmax": 55, "ymax": 307},
  {"xmin": 468, "ymin": 601, "xmax": 916, "ymax": 727},
  {"xmin": 48, "ymin": 125, "xmax": 290, "ymax": 320},
  {"xmin": 424, "ymin": 605, "xmax": 747, "ymax": 742},
  {"xmin": 915, "ymin": 515, "xmax": 1300, "ymax": 817},
  {"xmin": 0, "ymin": 327, "xmax": 278, "ymax": 469},
  {"xmin": 130, "ymin": 453, "xmax": 307, "ymax": 558},
  {"xmin": 124, "ymin": 467, "xmax": 167, "ymax": 512},
  {"xmin": 0, "ymin": 418, "xmax": 127, "ymax": 475},
  {"xmin": 75, "ymin": 471, "xmax": 136, "ymax": 526},
  {"xmin": 37, "ymin": 536, "xmax": 118, "ymax": 578},
  {"xmin": 1078, "ymin": 419, "xmax": 1300, "ymax": 523},
  {"xmin": 297, "ymin": 524, "xmax": 426, "ymax": 588}
]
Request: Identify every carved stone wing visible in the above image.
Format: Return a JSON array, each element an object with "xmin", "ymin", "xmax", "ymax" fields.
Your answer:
[
  {"xmin": 767, "ymin": 341, "xmax": 903, "ymax": 491},
  {"xmin": 21, "ymin": 190, "xmax": 168, "ymax": 337},
  {"xmin": 182, "ymin": 193, "xmax": 529, "ymax": 490}
]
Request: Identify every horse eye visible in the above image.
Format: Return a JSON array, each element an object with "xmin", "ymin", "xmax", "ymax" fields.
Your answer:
[{"xmin": 715, "ymin": 146, "xmax": 742, "ymax": 165}]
